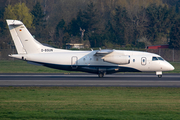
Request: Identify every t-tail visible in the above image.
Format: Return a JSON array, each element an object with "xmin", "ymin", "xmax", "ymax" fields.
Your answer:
[{"xmin": 6, "ymin": 20, "xmax": 45, "ymax": 54}]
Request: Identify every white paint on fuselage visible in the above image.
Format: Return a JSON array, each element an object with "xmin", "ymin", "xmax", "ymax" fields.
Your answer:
[{"xmin": 16, "ymin": 49, "xmax": 174, "ymax": 72}]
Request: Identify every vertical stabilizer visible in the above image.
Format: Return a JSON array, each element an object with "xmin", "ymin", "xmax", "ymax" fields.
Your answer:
[{"xmin": 6, "ymin": 20, "xmax": 43, "ymax": 54}]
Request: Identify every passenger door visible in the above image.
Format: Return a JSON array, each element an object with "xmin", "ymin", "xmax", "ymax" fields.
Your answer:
[{"xmin": 141, "ymin": 57, "xmax": 147, "ymax": 66}]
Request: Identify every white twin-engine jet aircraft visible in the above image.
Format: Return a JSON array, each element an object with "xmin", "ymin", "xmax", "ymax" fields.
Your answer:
[{"xmin": 6, "ymin": 20, "xmax": 174, "ymax": 78}]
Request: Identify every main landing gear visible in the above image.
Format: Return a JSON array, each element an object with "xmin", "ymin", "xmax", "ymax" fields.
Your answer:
[
  {"xmin": 98, "ymin": 72, "xmax": 105, "ymax": 78},
  {"xmin": 98, "ymin": 68, "xmax": 106, "ymax": 78},
  {"xmin": 98, "ymin": 73, "xmax": 104, "ymax": 78}
]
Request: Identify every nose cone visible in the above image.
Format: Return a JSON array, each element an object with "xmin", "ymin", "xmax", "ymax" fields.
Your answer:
[
  {"xmin": 166, "ymin": 62, "xmax": 175, "ymax": 71},
  {"xmin": 161, "ymin": 61, "xmax": 175, "ymax": 71},
  {"xmin": 169, "ymin": 64, "xmax": 175, "ymax": 71}
]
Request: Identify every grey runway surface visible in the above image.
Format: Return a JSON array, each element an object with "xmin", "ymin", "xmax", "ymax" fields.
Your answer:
[{"xmin": 0, "ymin": 73, "xmax": 180, "ymax": 87}]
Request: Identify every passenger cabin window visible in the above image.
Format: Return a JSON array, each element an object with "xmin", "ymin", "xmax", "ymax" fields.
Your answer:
[{"xmin": 133, "ymin": 59, "xmax": 135, "ymax": 62}]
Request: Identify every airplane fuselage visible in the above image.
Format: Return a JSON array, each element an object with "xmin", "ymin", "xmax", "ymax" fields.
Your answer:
[{"xmin": 10, "ymin": 49, "xmax": 174, "ymax": 77}]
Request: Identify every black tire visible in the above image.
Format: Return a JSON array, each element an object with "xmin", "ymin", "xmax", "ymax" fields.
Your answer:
[
  {"xmin": 158, "ymin": 75, "xmax": 162, "ymax": 78},
  {"xmin": 98, "ymin": 73, "xmax": 104, "ymax": 78}
]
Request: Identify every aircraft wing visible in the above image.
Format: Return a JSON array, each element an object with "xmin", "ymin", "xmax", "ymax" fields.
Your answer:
[{"xmin": 94, "ymin": 49, "xmax": 114, "ymax": 56}]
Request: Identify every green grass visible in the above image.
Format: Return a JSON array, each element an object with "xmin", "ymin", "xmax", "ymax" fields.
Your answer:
[
  {"xmin": 0, "ymin": 60, "xmax": 180, "ymax": 73},
  {"xmin": 0, "ymin": 87, "xmax": 180, "ymax": 120}
]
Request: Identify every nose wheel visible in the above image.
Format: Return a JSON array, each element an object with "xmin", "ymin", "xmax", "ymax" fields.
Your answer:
[{"xmin": 158, "ymin": 75, "xmax": 162, "ymax": 78}]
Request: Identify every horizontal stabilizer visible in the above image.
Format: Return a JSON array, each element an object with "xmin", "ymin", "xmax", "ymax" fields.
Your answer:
[{"xmin": 7, "ymin": 20, "xmax": 23, "ymax": 26}]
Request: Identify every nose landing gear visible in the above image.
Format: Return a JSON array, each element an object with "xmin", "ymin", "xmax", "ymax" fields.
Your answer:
[{"xmin": 156, "ymin": 71, "xmax": 162, "ymax": 78}]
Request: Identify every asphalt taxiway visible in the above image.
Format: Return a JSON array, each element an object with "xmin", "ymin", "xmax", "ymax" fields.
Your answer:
[{"xmin": 0, "ymin": 73, "xmax": 180, "ymax": 87}]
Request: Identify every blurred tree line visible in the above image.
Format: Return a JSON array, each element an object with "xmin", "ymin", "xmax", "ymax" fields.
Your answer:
[{"xmin": 0, "ymin": 0, "xmax": 180, "ymax": 50}]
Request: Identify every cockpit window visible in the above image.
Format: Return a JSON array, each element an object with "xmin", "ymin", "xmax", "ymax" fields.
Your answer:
[
  {"xmin": 158, "ymin": 57, "xmax": 164, "ymax": 61},
  {"xmin": 152, "ymin": 57, "xmax": 158, "ymax": 61},
  {"xmin": 152, "ymin": 56, "xmax": 164, "ymax": 61}
]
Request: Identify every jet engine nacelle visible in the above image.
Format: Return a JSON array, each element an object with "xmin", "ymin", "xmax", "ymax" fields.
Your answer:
[{"xmin": 103, "ymin": 55, "xmax": 130, "ymax": 64}]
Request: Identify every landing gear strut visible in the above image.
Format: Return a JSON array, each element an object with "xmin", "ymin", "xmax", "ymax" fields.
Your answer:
[
  {"xmin": 156, "ymin": 71, "xmax": 162, "ymax": 78},
  {"xmin": 98, "ymin": 68, "xmax": 106, "ymax": 78}
]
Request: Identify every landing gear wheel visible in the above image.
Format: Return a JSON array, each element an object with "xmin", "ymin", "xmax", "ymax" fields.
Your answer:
[
  {"xmin": 158, "ymin": 75, "xmax": 162, "ymax": 78},
  {"xmin": 98, "ymin": 73, "xmax": 104, "ymax": 78}
]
